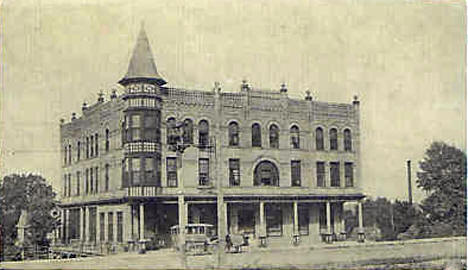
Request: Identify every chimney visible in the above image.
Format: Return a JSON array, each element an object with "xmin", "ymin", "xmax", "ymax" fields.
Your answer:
[
  {"xmin": 213, "ymin": 81, "xmax": 221, "ymax": 93},
  {"xmin": 407, "ymin": 160, "xmax": 413, "ymax": 205},
  {"xmin": 110, "ymin": 89, "xmax": 117, "ymax": 99},
  {"xmin": 241, "ymin": 79, "xmax": 249, "ymax": 92},
  {"xmin": 280, "ymin": 83, "xmax": 287, "ymax": 93},
  {"xmin": 305, "ymin": 90, "xmax": 312, "ymax": 101},
  {"xmin": 60, "ymin": 118, "xmax": 65, "ymax": 125},
  {"xmin": 97, "ymin": 91, "xmax": 104, "ymax": 103},
  {"xmin": 82, "ymin": 102, "xmax": 88, "ymax": 111},
  {"xmin": 71, "ymin": 112, "xmax": 76, "ymax": 121},
  {"xmin": 353, "ymin": 95, "xmax": 360, "ymax": 106}
]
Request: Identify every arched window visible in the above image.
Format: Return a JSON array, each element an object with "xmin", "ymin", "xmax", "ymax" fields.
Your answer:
[
  {"xmin": 254, "ymin": 161, "xmax": 279, "ymax": 186},
  {"xmin": 198, "ymin": 120, "xmax": 209, "ymax": 147},
  {"xmin": 315, "ymin": 127, "xmax": 324, "ymax": 150},
  {"xmin": 228, "ymin": 122, "xmax": 239, "ymax": 146},
  {"xmin": 290, "ymin": 125, "xmax": 300, "ymax": 149},
  {"xmin": 166, "ymin": 118, "xmax": 176, "ymax": 145},
  {"xmin": 252, "ymin": 123, "xmax": 262, "ymax": 147},
  {"xmin": 183, "ymin": 119, "xmax": 193, "ymax": 144},
  {"xmin": 330, "ymin": 128, "xmax": 338, "ymax": 151},
  {"xmin": 269, "ymin": 124, "xmax": 279, "ymax": 148},
  {"xmin": 344, "ymin": 129, "xmax": 352, "ymax": 152}
]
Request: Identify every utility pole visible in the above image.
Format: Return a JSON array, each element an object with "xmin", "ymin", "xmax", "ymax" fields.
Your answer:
[{"xmin": 407, "ymin": 160, "xmax": 413, "ymax": 205}]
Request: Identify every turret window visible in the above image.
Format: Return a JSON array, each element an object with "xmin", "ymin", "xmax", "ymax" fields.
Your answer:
[{"xmin": 131, "ymin": 115, "xmax": 141, "ymax": 141}]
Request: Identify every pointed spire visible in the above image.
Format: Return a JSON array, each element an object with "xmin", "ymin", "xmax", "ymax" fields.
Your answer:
[{"xmin": 119, "ymin": 23, "xmax": 166, "ymax": 86}]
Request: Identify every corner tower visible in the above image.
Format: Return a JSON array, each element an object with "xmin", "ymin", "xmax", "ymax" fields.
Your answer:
[{"xmin": 119, "ymin": 25, "xmax": 164, "ymax": 188}]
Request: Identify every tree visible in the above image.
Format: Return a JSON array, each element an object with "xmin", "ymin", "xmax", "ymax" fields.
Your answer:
[
  {"xmin": 417, "ymin": 141, "xmax": 466, "ymax": 236},
  {"xmin": 0, "ymin": 174, "xmax": 59, "ymax": 258}
]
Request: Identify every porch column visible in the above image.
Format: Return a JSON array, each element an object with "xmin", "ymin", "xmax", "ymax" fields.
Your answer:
[
  {"xmin": 178, "ymin": 195, "xmax": 187, "ymax": 250},
  {"xmin": 325, "ymin": 201, "xmax": 332, "ymax": 243},
  {"xmin": 65, "ymin": 209, "xmax": 70, "ymax": 242},
  {"xmin": 113, "ymin": 211, "xmax": 118, "ymax": 243},
  {"xmin": 139, "ymin": 203, "xmax": 145, "ymax": 240},
  {"xmin": 96, "ymin": 210, "xmax": 100, "ymax": 243},
  {"xmin": 357, "ymin": 200, "xmax": 365, "ymax": 242},
  {"xmin": 85, "ymin": 207, "xmax": 90, "ymax": 242},
  {"xmin": 80, "ymin": 207, "xmax": 85, "ymax": 241},
  {"xmin": 326, "ymin": 201, "xmax": 331, "ymax": 234},
  {"xmin": 293, "ymin": 201, "xmax": 299, "ymax": 235},
  {"xmin": 259, "ymin": 201, "xmax": 265, "ymax": 236},
  {"xmin": 259, "ymin": 201, "xmax": 267, "ymax": 247}
]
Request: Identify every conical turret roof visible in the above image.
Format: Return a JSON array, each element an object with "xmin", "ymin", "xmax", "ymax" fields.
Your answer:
[{"xmin": 119, "ymin": 24, "xmax": 166, "ymax": 86}]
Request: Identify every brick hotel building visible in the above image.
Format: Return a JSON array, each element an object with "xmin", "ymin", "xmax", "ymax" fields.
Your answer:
[{"xmin": 59, "ymin": 26, "xmax": 365, "ymax": 251}]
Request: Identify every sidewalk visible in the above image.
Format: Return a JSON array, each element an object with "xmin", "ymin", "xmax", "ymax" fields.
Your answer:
[{"xmin": 1, "ymin": 236, "xmax": 465, "ymax": 269}]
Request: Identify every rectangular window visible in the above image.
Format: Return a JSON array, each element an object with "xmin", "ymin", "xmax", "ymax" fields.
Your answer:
[
  {"xmin": 291, "ymin": 161, "xmax": 301, "ymax": 187},
  {"xmin": 330, "ymin": 162, "xmax": 340, "ymax": 187},
  {"xmin": 77, "ymin": 141, "xmax": 81, "ymax": 161},
  {"xmin": 105, "ymin": 164, "xmax": 110, "ymax": 191},
  {"xmin": 63, "ymin": 174, "xmax": 67, "ymax": 197},
  {"xmin": 316, "ymin": 162, "xmax": 325, "ymax": 187},
  {"xmin": 345, "ymin": 162, "xmax": 354, "ymax": 187},
  {"xmin": 132, "ymin": 158, "xmax": 141, "ymax": 185},
  {"xmin": 76, "ymin": 171, "xmax": 81, "ymax": 196},
  {"xmin": 64, "ymin": 146, "xmax": 67, "ymax": 165},
  {"xmin": 90, "ymin": 167, "xmax": 94, "ymax": 193},
  {"xmin": 105, "ymin": 129, "xmax": 110, "ymax": 152},
  {"xmin": 90, "ymin": 136, "xmax": 94, "ymax": 157},
  {"xmin": 199, "ymin": 158, "xmax": 209, "ymax": 186},
  {"xmin": 85, "ymin": 169, "xmax": 89, "ymax": 194},
  {"xmin": 166, "ymin": 157, "xmax": 177, "ymax": 187},
  {"xmin": 100, "ymin": 213, "xmax": 105, "ymax": 241},
  {"xmin": 95, "ymin": 167, "xmax": 99, "ymax": 193},
  {"xmin": 117, "ymin": 212, "xmax": 123, "ymax": 243},
  {"xmin": 86, "ymin": 137, "xmax": 89, "ymax": 158},
  {"xmin": 108, "ymin": 212, "xmax": 114, "ymax": 242},
  {"xmin": 68, "ymin": 145, "xmax": 72, "ymax": 164},
  {"xmin": 95, "ymin": 133, "xmax": 99, "ymax": 156},
  {"xmin": 145, "ymin": 157, "xmax": 155, "ymax": 185},
  {"xmin": 229, "ymin": 159, "xmax": 240, "ymax": 186},
  {"xmin": 298, "ymin": 206, "xmax": 309, "ymax": 236}
]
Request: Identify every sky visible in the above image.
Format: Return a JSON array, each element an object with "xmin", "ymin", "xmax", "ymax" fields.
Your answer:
[{"xmin": 0, "ymin": 0, "xmax": 466, "ymax": 202}]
